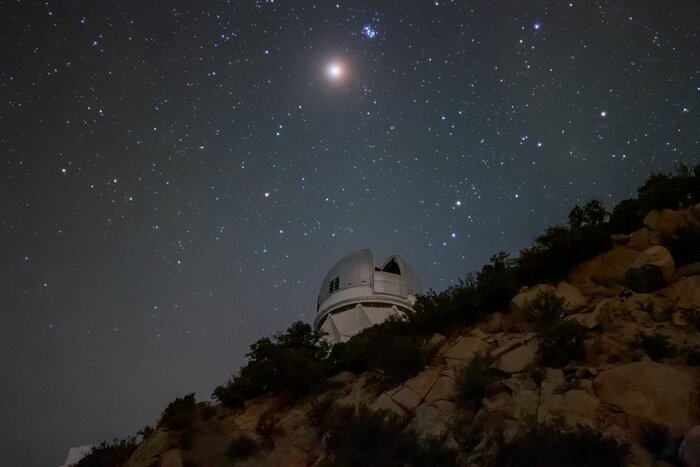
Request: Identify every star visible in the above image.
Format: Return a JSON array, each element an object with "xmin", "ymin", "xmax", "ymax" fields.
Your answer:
[
  {"xmin": 326, "ymin": 62, "xmax": 344, "ymax": 81},
  {"xmin": 362, "ymin": 25, "xmax": 377, "ymax": 39}
]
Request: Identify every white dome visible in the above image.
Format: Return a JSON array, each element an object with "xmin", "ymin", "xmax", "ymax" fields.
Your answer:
[{"xmin": 314, "ymin": 249, "xmax": 422, "ymax": 343}]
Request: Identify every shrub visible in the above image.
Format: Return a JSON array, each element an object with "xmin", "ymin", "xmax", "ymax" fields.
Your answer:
[
  {"xmin": 475, "ymin": 252, "xmax": 520, "ymax": 312},
  {"xmin": 227, "ymin": 434, "xmax": 258, "ymax": 459},
  {"xmin": 159, "ymin": 393, "xmax": 197, "ymax": 431},
  {"xmin": 634, "ymin": 332, "xmax": 676, "ymax": 361},
  {"xmin": 76, "ymin": 437, "xmax": 139, "ymax": 467},
  {"xmin": 320, "ymin": 405, "xmax": 455, "ymax": 467},
  {"xmin": 213, "ymin": 322, "xmax": 330, "ymax": 407},
  {"xmin": 538, "ymin": 320, "xmax": 587, "ymax": 368},
  {"xmin": 496, "ymin": 423, "xmax": 627, "ymax": 467},
  {"xmin": 523, "ymin": 291, "xmax": 586, "ymax": 367},
  {"xmin": 329, "ymin": 319, "xmax": 435, "ymax": 381},
  {"xmin": 308, "ymin": 394, "xmax": 336, "ymax": 426},
  {"xmin": 524, "ymin": 291, "xmax": 569, "ymax": 331},
  {"xmin": 405, "ymin": 278, "xmax": 483, "ymax": 335},
  {"xmin": 517, "ymin": 224, "xmax": 611, "ymax": 286},
  {"xmin": 454, "ymin": 352, "xmax": 501, "ymax": 403}
]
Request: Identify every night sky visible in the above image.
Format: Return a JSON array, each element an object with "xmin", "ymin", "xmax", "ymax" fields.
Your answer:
[{"xmin": 2, "ymin": 1, "xmax": 699, "ymax": 465}]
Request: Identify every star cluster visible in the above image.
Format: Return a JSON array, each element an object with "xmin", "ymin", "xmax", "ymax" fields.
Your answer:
[{"xmin": 2, "ymin": 2, "xmax": 699, "ymax": 465}]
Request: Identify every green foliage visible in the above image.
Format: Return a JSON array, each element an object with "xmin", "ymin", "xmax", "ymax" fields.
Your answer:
[
  {"xmin": 568, "ymin": 199, "xmax": 608, "ymax": 229},
  {"xmin": 76, "ymin": 437, "xmax": 139, "ymax": 467},
  {"xmin": 318, "ymin": 405, "xmax": 455, "ymax": 467},
  {"xmin": 524, "ymin": 291, "xmax": 585, "ymax": 367},
  {"xmin": 610, "ymin": 164, "xmax": 700, "ymax": 233},
  {"xmin": 524, "ymin": 291, "xmax": 569, "ymax": 331},
  {"xmin": 475, "ymin": 252, "xmax": 520, "ymax": 312},
  {"xmin": 634, "ymin": 332, "xmax": 676, "ymax": 361},
  {"xmin": 329, "ymin": 319, "xmax": 434, "ymax": 381},
  {"xmin": 454, "ymin": 352, "xmax": 501, "ymax": 403},
  {"xmin": 159, "ymin": 393, "xmax": 197, "ymax": 431},
  {"xmin": 227, "ymin": 434, "xmax": 258, "ymax": 459},
  {"xmin": 405, "ymin": 279, "xmax": 480, "ymax": 335},
  {"xmin": 213, "ymin": 322, "xmax": 330, "ymax": 407},
  {"xmin": 538, "ymin": 320, "xmax": 587, "ymax": 368},
  {"xmin": 517, "ymin": 224, "xmax": 612, "ymax": 286},
  {"xmin": 496, "ymin": 423, "xmax": 627, "ymax": 467}
]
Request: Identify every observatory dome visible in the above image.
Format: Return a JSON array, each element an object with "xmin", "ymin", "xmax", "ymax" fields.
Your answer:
[{"xmin": 314, "ymin": 249, "xmax": 422, "ymax": 343}]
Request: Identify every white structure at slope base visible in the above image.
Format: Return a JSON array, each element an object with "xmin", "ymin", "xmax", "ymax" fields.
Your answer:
[{"xmin": 314, "ymin": 249, "xmax": 422, "ymax": 343}]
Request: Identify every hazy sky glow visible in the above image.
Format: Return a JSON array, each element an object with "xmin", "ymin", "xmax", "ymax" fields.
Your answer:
[{"xmin": 2, "ymin": 1, "xmax": 699, "ymax": 465}]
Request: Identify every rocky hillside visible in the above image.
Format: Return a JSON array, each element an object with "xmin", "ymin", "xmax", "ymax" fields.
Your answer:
[{"xmin": 106, "ymin": 204, "xmax": 700, "ymax": 467}]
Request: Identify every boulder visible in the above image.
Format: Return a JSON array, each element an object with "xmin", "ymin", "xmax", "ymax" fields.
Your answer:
[
  {"xmin": 628, "ymin": 245, "xmax": 675, "ymax": 283},
  {"xmin": 404, "ymin": 367, "xmax": 441, "ymax": 399},
  {"xmin": 669, "ymin": 277, "xmax": 700, "ymax": 311},
  {"xmin": 494, "ymin": 339, "xmax": 539, "ymax": 374},
  {"xmin": 676, "ymin": 261, "xmax": 700, "ymax": 279},
  {"xmin": 442, "ymin": 336, "xmax": 490, "ymax": 363},
  {"xmin": 326, "ymin": 371, "xmax": 356, "ymax": 384},
  {"xmin": 506, "ymin": 389, "xmax": 539, "ymax": 420},
  {"xmin": 391, "ymin": 385, "xmax": 423, "ymax": 411},
  {"xmin": 408, "ymin": 402, "xmax": 452, "ymax": 440},
  {"xmin": 680, "ymin": 425, "xmax": 700, "ymax": 467},
  {"xmin": 555, "ymin": 281, "xmax": 588, "ymax": 310},
  {"xmin": 478, "ymin": 312, "xmax": 503, "ymax": 333},
  {"xmin": 611, "ymin": 234, "xmax": 630, "ymax": 246},
  {"xmin": 158, "ymin": 449, "xmax": 184, "ymax": 467},
  {"xmin": 425, "ymin": 375, "xmax": 457, "ymax": 402},
  {"xmin": 628, "ymin": 228, "xmax": 652, "ymax": 251},
  {"xmin": 427, "ymin": 333, "xmax": 447, "ymax": 349},
  {"xmin": 644, "ymin": 208, "xmax": 688, "ymax": 236},
  {"xmin": 126, "ymin": 430, "xmax": 176, "ymax": 467},
  {"xmin": 509, "ymin": 285, "xmax": 556, "ymax": 314},
  {"xmin": 481, "ymin": 392, "xmax": 511, "ymax": 412},
  {"xmin": 573, "ymin": 247, "xmax": 640, "ymax": 290},
  {"xmin": 567, "ymin": 307, "xmax": 601, "ymax": 329},
  {"xmin": 594, "ymin": 360, "xmax": 699, "ymax": 436},
  {"xmin": 540, "ymin": 368, "xmax": 567, "ymax": 401},
  {"xmin": 371, "ymin": 393, "xmax": 406, "ymax": 417},
  {"xmin": 538, "ymin": 389, "xmax": 599, "ymax": 428}
]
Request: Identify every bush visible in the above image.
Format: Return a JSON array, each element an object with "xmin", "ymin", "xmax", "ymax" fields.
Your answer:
[
  {"xmin": 227, "ymin": 434, "xmax": 258, "ymax": 459},
  {"xmin": 538, "ymin": 320, "xmax": 587, "ymax": 368},
  {"xmin": 76, "ymin": 437, "xmax": 139, "ymax": 467},
  {"xmin": 518, "ymin": 224, "xmax": 611, "ymax": 286},
  {"xmin": 330, "ymin": 321, "xmax": 434, "ymax": 381},
  {"xmin": 524, "ymin": 291, "xmax": 569, "ymax": 331},
  {"xmin": 454, "ymin": 352, "xmax": 501, "ymax": 403},
  {"xmin": 523, "ymin": 291, "xmax": 585, "ymax": 367},
  {"xmin": 319, "ymin": 405, "xmax": 455, "ymax": 467},
  {"xmin": 496, "ymin": 423, "xmax": 627, "ymax": 467},
  {"xmin": 634, "ymin": 332, "xmax": 676, "ymax": 361},
  {"xmin": 213, "ymin": 322, "xmax": 330, "ymax": 407},
  {"xmin": 159, "ymin": 393, "xmax": 197, "ymax": 431},
  {"xmin": 475, "ymin": 252, "xmax": 520, "ymax": 312}
]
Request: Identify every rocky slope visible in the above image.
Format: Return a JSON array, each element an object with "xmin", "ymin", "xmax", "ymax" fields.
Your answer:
[{"xmin": 125, "ymin": 206, "xmax": 700, "ymax": 467}]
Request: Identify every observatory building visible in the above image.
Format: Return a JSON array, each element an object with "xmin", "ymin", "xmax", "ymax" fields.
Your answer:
[{"xmin": 314, "ymin": 249, "xmax": 422, "ymax": 343}]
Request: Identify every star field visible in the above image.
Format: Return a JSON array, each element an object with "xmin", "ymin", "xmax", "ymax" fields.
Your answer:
[{"xmin": 2, "ymin": 2, "xmax": 699, "ymax": 465}]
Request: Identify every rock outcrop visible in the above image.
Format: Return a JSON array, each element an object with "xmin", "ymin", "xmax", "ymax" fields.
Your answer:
[{"xmin": 123, "ymin": 205, "xmax": 700, "ymax": 467}]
